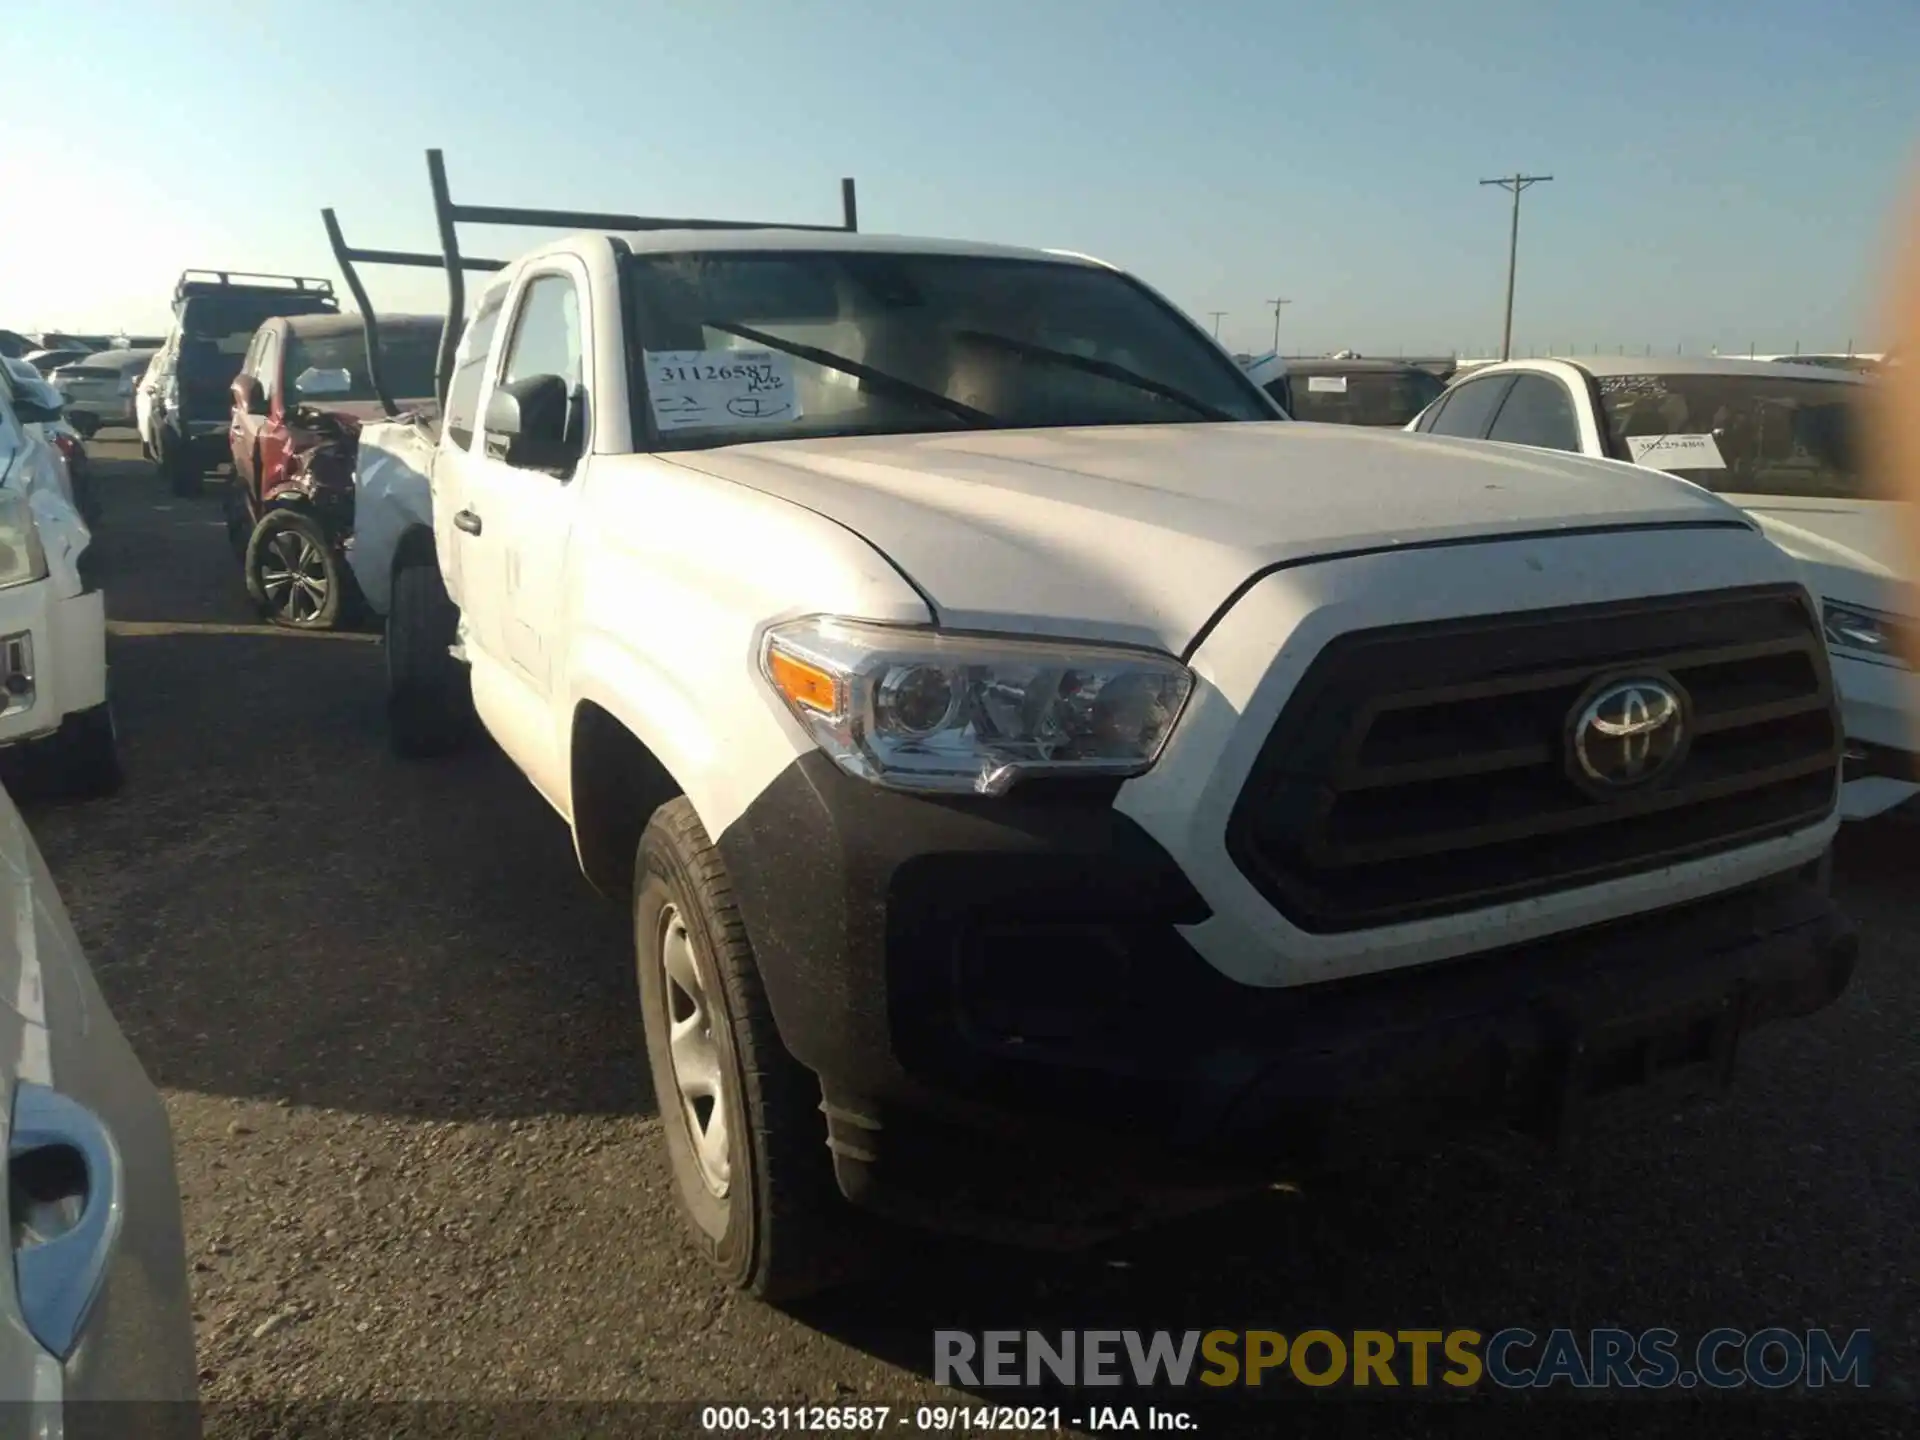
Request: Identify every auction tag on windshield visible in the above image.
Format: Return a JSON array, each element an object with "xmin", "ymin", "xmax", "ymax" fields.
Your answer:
[
  {"xmin": 643, "ymin": 349, "xmax": 802, "ymax": 432},
  {"xmin": 1626, "ymin": 433, "xmax": 1726, "ymax": 470},
  {"xmin": 1306, "ymin": 375, "xmax": 1348, "ymax": 394}
]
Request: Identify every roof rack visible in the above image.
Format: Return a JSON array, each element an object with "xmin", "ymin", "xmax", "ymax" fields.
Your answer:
[
  {"xmin": 328, "ymin": 148, "xmax": 860, "ymax": 412},
  {"xmin": 173, "ymin": 270, "xmax": 336, "ymax": 305}
]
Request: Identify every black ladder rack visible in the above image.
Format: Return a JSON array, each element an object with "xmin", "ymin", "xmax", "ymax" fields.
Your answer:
[{"xmin": 322, "ymin": 147, "xmax": 859, "ymax": 415}]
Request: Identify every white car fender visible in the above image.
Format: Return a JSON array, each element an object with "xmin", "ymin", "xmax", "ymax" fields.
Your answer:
[
  {"xmin": 24, "ymin": 484, "xmax": 90, "ymax": 598},
  {"xmin": 560, "ymin": 458, "xmax": 934, "ymax": 843},
  {"xmin": 348, "ymin": 417, "xmax": 438, "ymax": 616}
]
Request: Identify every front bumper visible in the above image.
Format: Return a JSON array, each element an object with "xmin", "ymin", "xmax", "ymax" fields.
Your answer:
[
  {"xmin": 161, "ymin": 419, "xmax": 233, "ymax": 468},
  {"xmin": 0, "ymin": 581, "xmax": 107, "ymax": 747},
  {"xmin": 1831, "ymin": 651, "xmax": 1920, "ymax": 818},
  {"xmin": 718, "ymin": 753, "xmax": 1856, "ymax": 1242}
]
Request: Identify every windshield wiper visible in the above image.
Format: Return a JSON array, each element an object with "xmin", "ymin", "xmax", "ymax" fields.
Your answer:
[
  {"xmin": 704, "ymin": 321, "xmax": 993, "ymax": 428},
  {"xmin": 952, "ymin": 330, "xmax": 1238, "ymax": 421}
]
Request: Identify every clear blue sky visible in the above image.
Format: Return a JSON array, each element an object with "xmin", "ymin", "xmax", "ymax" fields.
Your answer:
[{"xmin": 8, "ymin": 0, "xmax": 1916, "ymax": 358}]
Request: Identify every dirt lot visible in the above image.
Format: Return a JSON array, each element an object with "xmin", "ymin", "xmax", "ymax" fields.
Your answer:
[{"xmin": 19, "ymin": 438, "xmax": 1920, "ymax": 1419}]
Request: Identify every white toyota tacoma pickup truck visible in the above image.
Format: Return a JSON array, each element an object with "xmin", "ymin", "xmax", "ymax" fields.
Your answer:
[{"xmin": 342, "ymin": 153, "xmax": 1855, "ymax": 1300}]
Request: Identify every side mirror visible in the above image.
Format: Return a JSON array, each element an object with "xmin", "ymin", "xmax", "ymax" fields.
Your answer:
[
  {"xmin": 483, "ymin": 374, "xmax": 579, "ymax": 472},
  {"xmin": 14, "ymin": 399, "xmax": 60, "ymax": 425},
  {"xmin": 293, "ymin": 366, "xmax": 353, "ymax": 400}
]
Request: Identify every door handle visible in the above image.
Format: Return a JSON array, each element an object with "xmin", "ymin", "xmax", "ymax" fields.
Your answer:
[
  {"xmin": 453, "ymin": 509, "xmax": 483, "ymax": 536},
  {"xmin": 9, "ymin": 1083, "xmax": 124, "ymax": 1361}
]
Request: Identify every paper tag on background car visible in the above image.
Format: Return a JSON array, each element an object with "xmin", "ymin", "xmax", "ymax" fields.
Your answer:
[
  {"xmin": 1306, "ymin": 375, "xmax": 1348, "ymax": 393},
  {"xmin": 644, "ymin": 349, "xmax": 802, "ymax": 432},
  {"xmin": 1626, "ymin": 433, "xmax": 1726, "ymax": 470}
]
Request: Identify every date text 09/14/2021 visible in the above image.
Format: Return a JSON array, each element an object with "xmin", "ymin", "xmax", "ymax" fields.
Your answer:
[{"xmin": 699, "ymin": 1405, "xmax": 1190, "ymax": 1432}]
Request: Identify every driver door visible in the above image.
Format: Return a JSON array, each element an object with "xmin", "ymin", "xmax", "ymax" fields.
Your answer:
[{"xmin": 457, "ymin": 264, "xmax": 590, "ymax": 806}]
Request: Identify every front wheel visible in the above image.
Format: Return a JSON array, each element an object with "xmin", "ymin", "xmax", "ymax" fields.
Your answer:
[
  {"xmin": 28, "ymin": 700, "xmax": 122, "ymax": 799},
  {"xmin": 69, "ymin": 415, "xmax": 99, "ymax": 441},
  {"xmin": 385, "ymin": 557, "xmax": 473, "ymax": 757},
  {"xmin": 245, "ymin": 510, "xmax": 343, "ymax": 629},
  {"xmin": 635, "ymin": 798, "xmax": 871, "ymax": 1302}
]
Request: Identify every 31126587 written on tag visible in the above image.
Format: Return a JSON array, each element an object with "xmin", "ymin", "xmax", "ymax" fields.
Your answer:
[{"xmin": 643, "ymin": 348, "xmax": 804, "ymax": 431}]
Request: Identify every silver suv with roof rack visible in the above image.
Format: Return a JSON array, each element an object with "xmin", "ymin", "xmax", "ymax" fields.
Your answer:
[{"xmin": 151, "ymin": 270, "xmax": 339, "ymax": 497}]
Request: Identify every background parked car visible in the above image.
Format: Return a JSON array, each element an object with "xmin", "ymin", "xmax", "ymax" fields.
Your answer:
[
  {"xmin": 155, "ymin": 271, "xmax": 339, "ymax": 497},
  {"xmin": 0, "ymin": 367, "xmax": 117, "ymax": 795},
  {"xmin": 1240, "ymin": 351, "xmax": 1292, "ymax": 411},
  {"xmin": 134, "ymin": 349, "xmax": 170, "ymax": 461},
  {"xmin": 0, "ymin": 786, "xmax": 200, "ymax": 1433},
  {"xmin": 22, "ymin": 349, "xmax": 91, "ymax": 378},
  {"xmin": 1, "ymin": 358, "xmax": 98, "ymax": 529},
  {"xmin": 1406, "ymin": 355, "xmax": 1912, "ymax": 820},
  {"xmin": 226, "ymin": 312, "xmax": 441, "ymax": 629},
  {"xmin": 1269, "ymin": 356, "xmax": 1450, "ymax": 427},
  {"xmin": 50, "ymin": 348, "xmax": 156, "ymax": 439},
  {"xmin": 37, "ymin": 334, "xmax": 113, "ymax": 354}
]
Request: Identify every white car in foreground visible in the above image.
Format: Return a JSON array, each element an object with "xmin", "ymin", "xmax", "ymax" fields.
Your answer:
[
  {"xmin": 0, "ymin": 785, "xmax": 200, "ymax": 1428},
  {"xmin": 1406, "ymin": 355, "xmax": 1914, "ymax": 820},
  {"xmin": 0, "ymin": 378, "xmax": 117, "ymax": 796}
]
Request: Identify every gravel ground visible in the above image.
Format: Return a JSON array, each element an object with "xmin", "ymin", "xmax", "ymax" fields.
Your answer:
[{"xmin": 17, "ymin": 438, "xmax": 1918, "ymax": 1431}]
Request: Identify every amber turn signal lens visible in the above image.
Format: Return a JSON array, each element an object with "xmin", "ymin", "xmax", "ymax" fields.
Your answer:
[{"xmin": 767, "ymin": 646, "xmax": 840, "ymax": 715}]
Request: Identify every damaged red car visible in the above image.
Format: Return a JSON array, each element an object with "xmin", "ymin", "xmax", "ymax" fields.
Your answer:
[{"xmin": 226, "ymin": 313, "xmax": 441, "ymax": 628}]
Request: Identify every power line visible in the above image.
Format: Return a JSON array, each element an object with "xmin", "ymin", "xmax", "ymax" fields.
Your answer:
[
  {"xmin": 1479, "ymin": 172, "xmax": 1553, "ymax": 361},
  {"xmin": 1266, "ymin": 297, "xmax": 1292, "ymax": 355}
]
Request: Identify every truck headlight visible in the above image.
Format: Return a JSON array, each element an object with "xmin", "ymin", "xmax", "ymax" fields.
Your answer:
[
  {"xmin": 1822, "ymin": 600, "xmax": 1910, "ymax": 667},
  {"xmin": 0, "ymin": 498, "xmax": 49, "ymax": 591},
  {"xmin": 760, "ymin": 617, "xmax": 1194, "ymax": 796}
]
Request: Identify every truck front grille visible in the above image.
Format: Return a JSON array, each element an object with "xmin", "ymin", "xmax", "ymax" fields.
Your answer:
[{"xmin": 1225, "ymin": 585, "xmax": 1840, "ymax": 934}]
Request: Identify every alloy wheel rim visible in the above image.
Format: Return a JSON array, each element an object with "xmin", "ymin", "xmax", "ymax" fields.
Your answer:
[
  {"xmin": 258, "ymin": 530, "xmax": 329, "ymax": 623},
  {"xmin": 658, "ymin": 903, "xmax": 731, "ymax": 1197}
]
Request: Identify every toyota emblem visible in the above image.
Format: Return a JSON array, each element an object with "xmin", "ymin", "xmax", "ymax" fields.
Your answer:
[{"xmin": 1567, "ymin": 674, "xmax": 1690, "ymax": 793}]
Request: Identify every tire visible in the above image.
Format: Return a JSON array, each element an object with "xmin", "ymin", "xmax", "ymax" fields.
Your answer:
[
  {"xmin": 385, "ymin": 557, "xmax": 473, "ymax": 757},
  {"xmin": 161, "ymin": 436, "xmax": 201, "ymax": 497},
  {"xmin": 31, "ymin": 701, "xmax": 122, "ymax": 799},
  {"xmin": 244, "ymin": 510, "xmax": 343, "ymax": 629},
  {"xmin": 635, "ymin": 798, "xmax": 870, "ymax": 1302},
  {"xmin": 69, "ymin": 415, "xmax": 99, "ymax": 441},
  {"xmin": 222, "ymin": 482, "xmax": 251, "ymax": 560}
]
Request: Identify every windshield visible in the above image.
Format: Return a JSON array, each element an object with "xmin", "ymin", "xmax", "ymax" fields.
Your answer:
[
  {"xmin": 177, "ymin": 291, "xmax": 336, "ymax": 352},
  {"xmin": 1288, "ymin": 369, "xmax": 1446, "ymax": 426},
  {"xmin": 284, "ymin": 324, "xmax": 442, "ymax": 404},
  {"xmin": 1595, "ymin": 372, "xmax": 1872, "ymax": 499},
  {"xmin": 623, "ymin": 251, "xmax": 1276, "ymax": 447}
]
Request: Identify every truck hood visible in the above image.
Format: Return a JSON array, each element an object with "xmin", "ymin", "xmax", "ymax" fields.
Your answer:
[
  {"xmin": 667, "ymin": 423, "xmax": 1754, "ymax": 651},
  {"xmin": 1728, "ymin": 496, "xmax": 1911, "ymax": 615}
]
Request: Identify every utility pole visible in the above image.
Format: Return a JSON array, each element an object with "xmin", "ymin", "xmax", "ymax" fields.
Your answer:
[
  {"xmin": 1479, "ymin": 172, "xmax": 1552, "ymax": 361},
  {"xmin": 1208, "ymin": 311, "xmax": 1227, "ymax": 339},
  {"xmin": 1266, "ymin": 297, "xmax": 1291, "ymax": 355}
]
